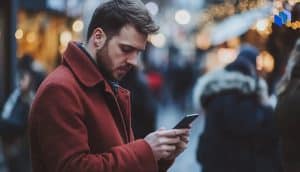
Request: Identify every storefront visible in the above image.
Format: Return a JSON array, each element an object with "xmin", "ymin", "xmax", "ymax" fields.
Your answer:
[{"xmin": 16, "ymin": 0, "xmax": 84, "ymax": 72}]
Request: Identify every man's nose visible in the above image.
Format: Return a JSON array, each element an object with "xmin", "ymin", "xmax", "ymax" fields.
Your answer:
[{"xmin": 126, "ymin": 54, "xmax": 138, "ymax": 66}]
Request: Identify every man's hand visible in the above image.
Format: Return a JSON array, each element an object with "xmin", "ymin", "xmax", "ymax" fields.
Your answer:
[
  {"xmin": 144, "ymin": 128, "xmax": 190, "ymax": 161},
  {"xmin": 164, "ymin": 133, "xmax": 189, "ymax": 160}
]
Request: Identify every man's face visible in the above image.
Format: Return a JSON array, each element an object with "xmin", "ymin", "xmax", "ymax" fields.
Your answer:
[{"xmin": 96, "ymin": 24, "xmax": 147, "ymax": 81}]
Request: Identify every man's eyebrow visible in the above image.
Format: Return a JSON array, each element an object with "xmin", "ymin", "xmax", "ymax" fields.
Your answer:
[{"xmin": 121, "ymin": 44, "xmax": 145, "ymax": 51}]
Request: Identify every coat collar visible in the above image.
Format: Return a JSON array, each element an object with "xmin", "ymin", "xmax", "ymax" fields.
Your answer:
[
  {"xmin": 193, "ymin": 69, "xmax": 269, "ymax": 110},
  {"xmin": 62, "ymin": 42, "xmax": 131, "ymax": 97},
  {"xmin": 62, "ymin": 42, "xmax": 132, "ymax": 143},
  {"xmin": 62, "ymin": 41, "xmax": 105, "ymax": 87}
]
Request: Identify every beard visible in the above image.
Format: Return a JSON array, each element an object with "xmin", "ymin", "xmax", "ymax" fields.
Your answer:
[
  {"xmin": 95, "ymin": 44, "xmax": 115, "ymax": 81},
  {"xmin": 95, "ymin": 42, "xmax": 133, "ymax": 81}
]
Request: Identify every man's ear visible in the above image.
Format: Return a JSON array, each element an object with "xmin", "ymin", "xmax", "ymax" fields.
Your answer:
[{"xmin": 92, "ymin": 27, "xmax": 107, "ymax": 49}]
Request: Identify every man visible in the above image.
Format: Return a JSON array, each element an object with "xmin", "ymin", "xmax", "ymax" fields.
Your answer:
[{"xmin": 28, "ymin": 0, "xmax": 190, "ymax": 172}]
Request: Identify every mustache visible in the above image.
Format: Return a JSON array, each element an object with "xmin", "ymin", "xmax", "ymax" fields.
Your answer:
[{"xmin": 119, "ymin": 64, "xmax": 133, "ymax": 71}]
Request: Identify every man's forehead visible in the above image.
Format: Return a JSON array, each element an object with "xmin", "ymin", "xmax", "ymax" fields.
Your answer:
[{"xmin": 115, "ymin": 25, "xmax": 147, "ymax": 50}]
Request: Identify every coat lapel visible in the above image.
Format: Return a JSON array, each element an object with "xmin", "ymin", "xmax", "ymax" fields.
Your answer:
[
  {"xmin": 102, "ymin": 82, "xmax": 130, "ymax": 143},
  {"xmin": 116, "ymin": 87, "xmax": 133, "ymax": 141}
]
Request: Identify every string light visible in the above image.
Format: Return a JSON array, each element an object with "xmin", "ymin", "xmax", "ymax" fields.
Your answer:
[
  {"xmin": 60, "ymin": 31, "xmax": 72, "ymax": 46},
  {"xmin": 72, "ymin": 19, "xmax": 84, "ymax": 33},
  {"xmin": 26, "ymin": 31, "xmax": 37, "ymax": 43},
  {"xmin": 286, "ymin": 21, "xmax": 300, "ymax": 30},
  {"xmin": 149, "ymin": 33, "xmax": 166, "ymax": 48},
  {"xmin": 199, "ymin": 0, "xmax": 268, "ymax": 23},
  {"xmin": 257, "ymin": 51, "xmax": 274, "ymax": 72},
  {"xmin": 15, "ymin": 29, "xmax": 24, "ymax": 40},
  {"xmin": 175, "ymin": 10, "xmax": 191, "ymax": 25},
  {"xmin": 145, "ymin": 2, "xmax": 159, "ymax": 16}
]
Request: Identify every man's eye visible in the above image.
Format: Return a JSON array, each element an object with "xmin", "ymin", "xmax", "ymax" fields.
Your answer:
[{"xmin": 121, "ymin": 46, "xmax": 134, "ymax": 53}]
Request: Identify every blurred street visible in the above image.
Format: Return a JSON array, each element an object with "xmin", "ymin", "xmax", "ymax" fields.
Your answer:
[
  {"xmin": 1, "ymin": 0, "xmax": 300, "ymax": 171},
  {"xmin": 156, "ymin": 103, "xmax": 204, "ymax": 172}
]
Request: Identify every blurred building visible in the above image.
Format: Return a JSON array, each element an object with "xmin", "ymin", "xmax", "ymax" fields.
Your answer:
[
  {"xmin": 1, "ymin": 0, "xmax": 86, "ymax": 107},
  {"xmin": 1, "ymin": 0, "xmax": 297, "ymax": 108},
  {"xmin": 17, "ymin": 0, "xmax": 85, "ymax": 71}
]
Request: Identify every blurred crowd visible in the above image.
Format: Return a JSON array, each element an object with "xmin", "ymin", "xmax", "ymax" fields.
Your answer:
[{"xmin": 1, "ymin": 0, "xmax": 300, "ymax": 172}]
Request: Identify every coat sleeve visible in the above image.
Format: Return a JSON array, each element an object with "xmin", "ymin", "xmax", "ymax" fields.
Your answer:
[
  {"xmin": 128, "ymin": 112, "xmax": 174, "ymax": 172},
  {"xmin": 158, "ymin": 160, "xmax": 174, "ymax": 172},
  {"xmin": 218, "ymin": 94, "xmax": 276, "ymax": 137},
  {"xmin": 29, "ymin": 83, "xmax": 158, "ymax": 172}
]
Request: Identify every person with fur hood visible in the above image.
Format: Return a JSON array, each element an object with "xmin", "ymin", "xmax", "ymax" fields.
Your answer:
[
  {"xmin": 193, "ymin": 44, "xmax": 282, "ymax": 172},
  {"xmin": 275, "ymin": 39, "xmax": 300, "ymax": 172}
]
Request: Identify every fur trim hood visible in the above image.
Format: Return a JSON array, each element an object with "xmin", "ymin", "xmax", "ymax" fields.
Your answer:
[{"xmin": 193, "ymin": 69, "xmax": 269, "ymax": 110}]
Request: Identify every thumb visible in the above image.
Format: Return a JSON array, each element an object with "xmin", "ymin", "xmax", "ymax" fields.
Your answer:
[{"xmin": 158, "ymin": 126, "xmax": 166, "ymax": 131}]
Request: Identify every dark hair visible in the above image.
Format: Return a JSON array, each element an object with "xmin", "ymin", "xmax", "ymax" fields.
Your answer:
[{"xmin": 87, "ymin": 0, "xmax": 159, "ymax": 41}]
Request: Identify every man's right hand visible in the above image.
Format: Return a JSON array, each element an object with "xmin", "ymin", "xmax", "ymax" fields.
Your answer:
[{"xmin": 144, "ymin": 128, "xmax": 189, "ymax": 161}]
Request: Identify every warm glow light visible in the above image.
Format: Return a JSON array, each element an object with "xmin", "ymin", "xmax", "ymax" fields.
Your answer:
[
  {"xmin": 26, "ymin": 32, "xmax": 37, "ymax": 43},
  {"xmin": 272, "ymin": 8, "xmax": 279, "ymax": 15},
  {"xmin": 286, "ymin": 21, "xmax": 300, "ymax": 30},
  {"xmin": 274, "ymin": 1, "xmax": 283, "ymax": 9},
  {"xmin": 217, "ymin": 48, "xmax": 237, "ymax": 65},
  {"xmin": 288, "ymin": 0, "xmax": 300, "ymax": 6},
  {"xmin": 72, "ymin": 19, "xmax": 84, "ymax": 33},
  {"xmin": 145, "ymin": 2, "xmax": 159, "ymax": 16},
  {"xmin": 149, "ymin": 33, "xmax": 166, "ymax": 48},
  {"xmin": 227, "ymin": 37, "xmax": 240, "ymax": 48},
  {"xmin": 196, "ymin": 33, "xmax": 211, "ymax": 50},
  {"xmin": 15, "ymin": 29, "xmax": 24, "ymax": 40},
  {"xmin": 255, "ymin": 19, "xmax": 269, "ymax": 32},
  {"xmin": 254, "ymin": 18, "xmax": 272, "ymax": 37},
  {"xmin": 175, "ymin": 10, "xmax": 191, "ymax": 25},
  {"xmin": 257, "ymin": 51, "xmax": 274, "ymax": 73},
  {"xmin": 60, "ymin": 31, "xmax": 72, "ymax": 46}
]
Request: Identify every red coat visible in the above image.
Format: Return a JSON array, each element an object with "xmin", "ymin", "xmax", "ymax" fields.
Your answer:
[{"xmin": 29, "ymin": 42, "xmax": 173, "ymax": 172}]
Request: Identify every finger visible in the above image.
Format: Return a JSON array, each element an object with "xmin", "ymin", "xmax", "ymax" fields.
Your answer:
[
  {"xmin": 180, "ymin": 136, "xmax": 189, "ymax": 143},
  {"xmin": 158, "ymin": 129, "xmax": 189, "ymax": 137},
  {"xmin": 161, "ymin": 151, "xmax": 172, "ymax": 159},
  {"xmin": 179, "ymin": 131, "xmax": 190, "ymax": 137},
  {"xmin": 158, "ymin": 127, "xmax": 166, "ymax": 131},
  {"xmin": 159, "ymin": 137, "xmax": 180, "ymax": 145},
  {"xmin": 160, "ymin": 145, "xmax": 176, "ymax": 152},
  {"xmin": 176, "ymin": 141, "xmax": 188, "ymax": 150}
]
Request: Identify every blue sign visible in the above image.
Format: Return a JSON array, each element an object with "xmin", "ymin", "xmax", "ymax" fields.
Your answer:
[{"xmin": 274, "ymin": 9, "xmax": 291, "ymax": 26}]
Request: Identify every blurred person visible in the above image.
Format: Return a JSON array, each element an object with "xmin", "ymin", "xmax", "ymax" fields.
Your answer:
[
  {"xmin": 0, "ymin": 56, "xmax": 36, "ymax": 172},
  {"xmin": 266, "ymin": 2, "xmax": 300, "ymax": 94},
  {"xmin": 142, "ymin": 44, "xmax": 166, "ymax": 103},
  {"xmin": 28, "ymin": 0, "xmax": 190, "ymax": 172},
  {"xmin": 17, "ymin": 54, "xmax": 46, "ymax": 91},
  {"xmin": 121, "ymin": 67, "xmax": 157, "ymax": 139},
  {"xmin": 275, "ymin": 39, "xmax": 300, "ymax": 172},
  {"xmin": 193, "ymin": 44, "xmax": 282, "ymax": 172}
]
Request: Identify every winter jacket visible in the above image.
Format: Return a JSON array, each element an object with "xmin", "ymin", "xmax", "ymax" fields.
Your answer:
[
  {"xmin": 275, "ymin": 41, "xmax": 300, "ymax": 172},
  {"xmin": 193, "ymin": 68, "xmax": 281, "ymax": 172}
]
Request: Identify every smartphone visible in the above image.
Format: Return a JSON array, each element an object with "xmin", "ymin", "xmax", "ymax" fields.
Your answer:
[{"xmin": 173, "ymin": 114, "xmax": 200, "ymax": 129}]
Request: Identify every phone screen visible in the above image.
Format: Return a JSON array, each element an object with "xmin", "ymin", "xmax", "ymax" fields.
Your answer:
[{"xmin": 173, "ymin": 114, "xmax": 200, "ymax": 129}]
